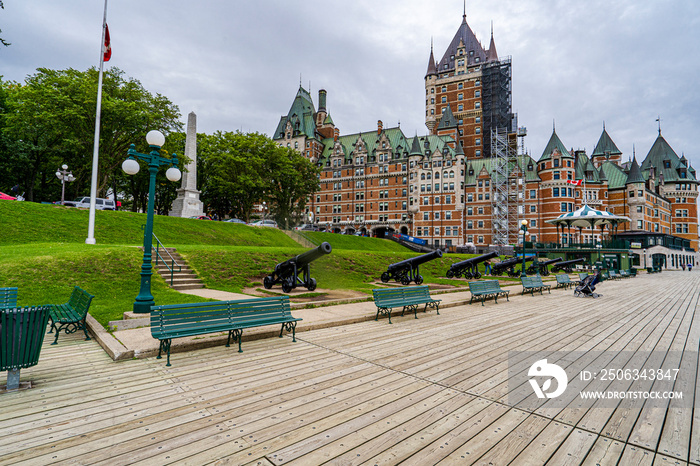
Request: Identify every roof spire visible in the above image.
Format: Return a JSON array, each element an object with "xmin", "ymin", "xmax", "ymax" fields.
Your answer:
[
  {"xmin": 656, "ymin": 116, "xmax": 661, "ymax": 135},
  {"xmin": 463, "ymin": 0, "xmax": 466, "ymax": 19},
  {"xmin": 553, "ymin": 119, "xmax": 556, "ymax": 132},
  {"xmin": 602, "ymin": 120, "xmax": 605, "ymax": 130}
]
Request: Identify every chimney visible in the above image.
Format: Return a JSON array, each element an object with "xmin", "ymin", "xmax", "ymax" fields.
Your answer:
[
  {"xmin": 377, "ymin": 120, "xmax": 383, "ymax": 135},
  {"xmin": 334, "ymin": 128, "xmax": 339, "ymax": 142},
  {"xmin": 318, "ymin": 89, "xmax": 327, "ymax": 112}
]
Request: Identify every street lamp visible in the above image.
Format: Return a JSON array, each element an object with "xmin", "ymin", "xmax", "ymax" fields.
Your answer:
[
  {"xmin": 122, "ymin": 130, "xmax": 181, "ymax": 314},
  {"xmin": 520, "ymin": 219, "xmax": 528, "ymax": 277},
  {"xmin": 55, "ymin": 164, "xmax": 75, "ymax": 205}
]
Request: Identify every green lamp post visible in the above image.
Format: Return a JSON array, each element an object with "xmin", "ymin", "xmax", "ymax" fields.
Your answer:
[
  {"xmin": 122, "ymin": 130, "xmax": 181, "ymax": 313},
  {"xmin": 520, "ymin": 219, "xmax": 528, "ymax": 278}
]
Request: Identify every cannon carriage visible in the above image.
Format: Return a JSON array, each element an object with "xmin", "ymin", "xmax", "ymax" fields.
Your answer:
[
  {"xmin": 446, "ymin": 251, "xmax": 498, "ymax": 279},
  {"xmin": 491, "ymin": 256, "xmax": 535, "ymax": 277},
  {"xmin": 551, "ymin": 258, "xmax": 586, "ymax": 273},
  {"xmin": 526, "ymin": 257, "xmax": 562, "ymax": 276},
  {"xmin": 381, "ymin": 250, "xmax": 442, "ymax": 286},
  {"xmin": 263, "ymin": 242, "xmax": 332, "ymax": 293}
]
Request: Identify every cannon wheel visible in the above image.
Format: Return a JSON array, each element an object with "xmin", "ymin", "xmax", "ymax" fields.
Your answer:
[
  {"xmin": 474, "ymin": 271, "xmax": 481, "ymax": 279},
  {"xmin": 415, "ymin": 275, "xmax": 424, "ymax": 285},
  {"xmin": 401, "ymin": 276, "xmax": 411, "ymax": 286},
  {"xmin": 446, "ymin": 270, "xmax": 454, "ymax": 279},
  {"xmin": 282, "ymin": 279, "xmax": 293, "ymax": 293},
  {"xmin": 307, "ymin": 278, "xmax": 317, "ymax": 291},
  {"xmin": 464, "ymin": 271, "xmax": 473, "ymax": 280},
  {"xmin": 381, "ymin": 272, "xmax": 391, "ymax": 283},
  {"xmin": 263, "ymin": 276, "xmax": 274, "ymax": 289}
]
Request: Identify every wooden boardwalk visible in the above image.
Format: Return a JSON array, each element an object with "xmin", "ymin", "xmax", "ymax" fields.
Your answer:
[{"xmin": 1, "ymin": 272, "xmax": 699, "ymax": 465}]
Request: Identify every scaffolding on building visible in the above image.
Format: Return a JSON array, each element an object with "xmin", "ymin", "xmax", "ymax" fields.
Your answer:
[
  {"xmin": 490, "ymin": 127, "xmax": 523, "ymax": 245},
  {"xmin": 481, "ymin": 57, "xmax": 512, "ymax": 159}
]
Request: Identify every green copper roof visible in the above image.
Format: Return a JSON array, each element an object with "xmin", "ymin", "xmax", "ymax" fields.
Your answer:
[
  {"xmin": 273, "ymin": 86, "xmax": 317, "ymax": 140},
  {"xmin": 600, "ymin": 161, "xmax": 628, "ymax": 189},
  {"xmin": 317, "ymin": 127, "xmax": 411, "ymax": 164},
  {"xmin": 539, "ymin": 129, "xmax": 571, "ymax": 161},
  {"xmin": 324, "ymin": 114, "xmax": 334, "ymax": 125},
  {"xmin": 591, "ymin": 128, "xmax": 622, "ymax": 158},
  {"xmin": 626, "ymin": 157, "xmax": 645, "ymax": 184},
  {"xmin": 574, "ymin": 151, "xmax": 601, "ymax": 183},
  {"xmin": 436, "ymin": 105, "xmax": 458, "ymax": 130},
  {"xmin": 464, "ymin": 154, "xmax": 540, "ymax": 185},
  {"xmin": 640, "ymin": 134, "xmax": 697, "ymax": 183}
]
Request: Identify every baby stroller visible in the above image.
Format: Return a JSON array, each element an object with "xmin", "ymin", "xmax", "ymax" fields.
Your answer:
[{"xmin": 574, "ymin": 272, "xmax": 601, "ymax": 298}]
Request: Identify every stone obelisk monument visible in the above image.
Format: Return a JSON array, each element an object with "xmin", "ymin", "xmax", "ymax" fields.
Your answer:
[{"xmin": 170, "ymin": 111, "xmax": 204, "ymax": 218}]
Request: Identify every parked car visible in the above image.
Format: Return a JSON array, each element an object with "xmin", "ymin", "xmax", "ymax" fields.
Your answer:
[
  {"xmin": 250, "ymin": 219, "xmax": 278, "ymax": 228},
  {"xmin": 71, "ymin": 197, "xmax": 116, "ymax": 210},
  {"xmin": 294, "ymin": 223, "xmax": 315, "ymax": 231},
  {"xmin": 225, "ymin": 218, "xmax": 247, "ymax": 224},
  {"xmin": 189, "ymin": 215, "xmax": 212, "ymax": 220}
]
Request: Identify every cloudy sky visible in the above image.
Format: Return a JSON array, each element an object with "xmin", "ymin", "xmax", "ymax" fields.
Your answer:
[{"xmin": 2, "ymin": 0, "xmax": 699, "ymax": 167}]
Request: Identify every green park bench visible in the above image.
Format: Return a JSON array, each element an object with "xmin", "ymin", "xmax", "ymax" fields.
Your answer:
[
  {"xmin": 521, "ymin": 275, "xmax": 551, "ymax": 296},
  {"xmin": 372, "ymin": 286, "xmax": 441, "ymax": 324},
  {"xmin": 47, "ymin": 286, "xmax": 94, "ymax": 345},
  {"xmin": 609, "ymin": 270, "xmax": 622, "ymax": 280},
  {"xmin": 150, "ymin": 296, "xmax": 301, "ymax": 366},
  {"xmin": 554, "ymin": 274, "xmax": 574, "ymax": 290},
  {"xmin": 628, "ymin": 268, "xmax": 637, "ymax": 277},
  {"xmin": 1, "ymin": 305, "xmax": 51, "ymax": 390},
  {"xmin": 0, "ymin": 287, "xmax": 18, "ymax": 309},
  {"xmin": 600, "ymin": 272, "xmax": 610, "ymax": 281},
  {"xmin": 468, "ymin": 280, "xmax": 510, "ymax": 306},
  {"xmin": 619, "ymin": 270, "xmax": 631, "ymax": 278}
]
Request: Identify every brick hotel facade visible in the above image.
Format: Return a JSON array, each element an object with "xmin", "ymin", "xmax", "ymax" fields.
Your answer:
[{"xmin": 273, "ymin": 11, "xmax": 699, "ymax": 252}]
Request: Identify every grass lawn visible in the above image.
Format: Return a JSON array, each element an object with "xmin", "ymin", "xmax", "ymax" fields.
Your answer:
[{"xmin": 0, "ymin": 201, "xmax": 504, "ymax": 329}]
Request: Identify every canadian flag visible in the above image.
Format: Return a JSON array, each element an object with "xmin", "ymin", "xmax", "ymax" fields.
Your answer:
[
  {"xmin": 103, "ymin": 24, "xmax": 112, "ymax": 62},
  {"xmin": 566, "ymin": 179, "xmax": 582, "ymax": 186}
]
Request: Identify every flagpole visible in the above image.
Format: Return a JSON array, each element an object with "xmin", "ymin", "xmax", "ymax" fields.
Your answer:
[{"xmin": 86, "ymin": 0, "xmax": 108, "ymax": 244}]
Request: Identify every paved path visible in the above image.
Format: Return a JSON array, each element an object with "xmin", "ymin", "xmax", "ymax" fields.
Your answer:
[{"xmin": 2, "ymin": 271, "xmax": 699, "ymax": 465}]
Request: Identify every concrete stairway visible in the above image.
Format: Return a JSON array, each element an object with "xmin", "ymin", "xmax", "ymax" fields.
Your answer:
[{"xmin": 152, "ymin": 248, "xmax": 204, "ymax": 291}]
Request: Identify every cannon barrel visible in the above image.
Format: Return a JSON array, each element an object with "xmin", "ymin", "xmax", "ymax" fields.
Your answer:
[
  {"xmin": 388, "ymin": 249, "xmax": 443, "ymax": 272},
  {"xmin": 551, "ymin": 258, "xmax": 585, "ymax": 271},
  {"xmin": 539, "ymin": 257, "xmax": 563, "ymax": 266},
  {"xmin": 493, "ymin": 256, "xmax": 534, "ymax": 270},
  {"xmin": 275, "ymin": 242, "xmax": 332, "ymax": 273},
  {"xmin": 449, "ymin": 251, "xmax": 498, "ymax": 272}
]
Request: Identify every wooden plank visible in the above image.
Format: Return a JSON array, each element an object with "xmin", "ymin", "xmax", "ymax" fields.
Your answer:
[
  {"xmin": 467, "ymin": 414, "xmax": 550, "ymax": 466},
  {"xmin": 616, "ymin": 444, "xmax": 654, "ymax": 465},
  {"xmin": 507, "ymin": 421, "xmax": 574, "ymax": 465},
  {"xmin": 580, "ymin": 436, "xmax": 625, "ymax": 466},
  {"xmin": 544, "ymin": 427, "xmax": 597, "ymax": 465}
]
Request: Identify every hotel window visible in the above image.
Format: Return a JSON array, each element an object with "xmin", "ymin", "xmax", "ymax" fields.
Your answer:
[
  {"xmin": 478, "ymin": 221, "xmax": 484, "ymax": 228},
  {"xmin": 475, "ymin": 102, "xmax": 481, "ymax": 109},
  {"xmin": 478, "ymin": 236, "xmax": 484, "ymax": 243},
  {"xmin": 423, "ymin": 213, "xmax": 429, "ymax": 220},
  {"xmin": 530, "ymin": 205, "xmax": 536, "ymax": 213},
  {"xmin": 467, "ymin": 207, "xmax": 473, "ymax": 215},
  {"xmin": 441, "ymin": 96, "xmax": 447, "ymax": 103},
  {"xmin": 441, "ymin": 86, "xmax": 447, "ymax": 92},
  {"xmin": 458, "ymin": 83, "xmax": 463, "ymax": 89},
  {"xmin": 475, "ymin": 138, "xmax": 481, "ymax": 145},
  {"xmin": 475, "ymin": 90, "xmax": 481, "ymax": 97},
  {"xmin": 475, "ymin": 127, "xmax": 481, "ymax": 134},
  {"xmin": 467, "ymin": 221, "xmax": 473, "ymax": 229},
  {"xmin": 458, "ymin": 93, "xmax": 463, "ymax": 100},
  {"xmin": 531, "ymin": 220, "xmax": 536, "ymax": 227},
  {"xmin": 561, "ymin": 203, "xmax": 567, "ymax": 212},
  {"xmin": 553, "ymin": 187, "xmax": 559, "ymax": 197},
  {"xmin": 553, "ymin": 171, "xmax": 560, "ymax": 180},
  {"xmin": 458, "ymin": 104, "xmax": 463, "ymax": 111}
]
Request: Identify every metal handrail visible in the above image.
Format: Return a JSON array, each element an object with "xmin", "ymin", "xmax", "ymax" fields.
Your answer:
[{"xmin": 152, "ymin": 232, "xmax": 181, "ymax": 285}]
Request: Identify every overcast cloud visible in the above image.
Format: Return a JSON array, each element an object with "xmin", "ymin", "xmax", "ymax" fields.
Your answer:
[{"xmin": 2, "ymin": 0, "xmax": 699, "ymax": 168}]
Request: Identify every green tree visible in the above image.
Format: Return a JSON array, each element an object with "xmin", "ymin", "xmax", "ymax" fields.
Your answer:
[
  {"xmin": 0, "ymin": 67, "xmax": 182, "ymax": 203},
  {"xmin": 263, "ymin": 145, "xmax": 320, "ymax": 229},
  {"xmin": 199, "ymin": 131, "xmax": 268, "ymax": 221},
  {"xmin": 198, "ymin": 131, "xmax": 319, "ymax": 225}
]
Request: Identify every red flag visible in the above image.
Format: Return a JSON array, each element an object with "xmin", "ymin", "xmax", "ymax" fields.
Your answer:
[
  {"xmin": 566, "ymin": 179, "xmax": 582, "ymax": 186},
  {"xmin": 103, "ymin": 24, "xmax": 111, "ymax": 62}
]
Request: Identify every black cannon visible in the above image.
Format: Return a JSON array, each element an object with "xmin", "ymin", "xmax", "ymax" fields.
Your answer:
[
  {"xmin": 381, "ymin": 249, "xmax": 443, "ymax": 285},
  {"xmin": 551, "ymin": 258, "xmax": 586, "ymax": 273},
  {"xmin": 263, "ymin": 242, "xmax": 332, "ymax": 293},
  {"xmin": 446, "ymin": 251, "xmax": 498, "ymax": 279},
  {"xmin": 526, "ymin": 257, "xmax": 562, "ymax": 276},
  {"xmin": 491, "ymin": 256, "xmax": 535, "ymax": 277}
]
